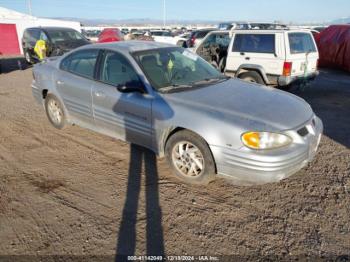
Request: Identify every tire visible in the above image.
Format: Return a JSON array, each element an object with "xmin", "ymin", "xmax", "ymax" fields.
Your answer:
[
  {"xmin": 45, "ymin": 94, "xmax": 66, "ymax": 129},
  {"xmin": 238, "ymin": 71, "xmax": 265, "ymax": 85},
  {"xmin": 210, "ymin": 60, "xmax": 219, "ymax": 70},
  {"xmin": 165, "ymin": 130, "xmax": 216, "ymax": 185},
  {"xmin": 24, "ymin": 50, "xmax": 34, "ymax": 65},
  {"xmin": 219, "ymin": 57, "xmax": 226, "ymax": 73}
]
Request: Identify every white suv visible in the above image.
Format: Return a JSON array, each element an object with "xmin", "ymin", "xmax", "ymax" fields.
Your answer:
[{"xmin": 225, "ymin": 29, "xmax": 319, "ymax": 87}]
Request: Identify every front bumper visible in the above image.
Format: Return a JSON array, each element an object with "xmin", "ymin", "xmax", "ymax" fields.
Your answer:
[
  {"xmin": 210, "ymin": 116, "xmax": 323, "ymax": 185},
  {"xmin": 278, "ymin": 71, "xmax": 319, "ymax": 86}
]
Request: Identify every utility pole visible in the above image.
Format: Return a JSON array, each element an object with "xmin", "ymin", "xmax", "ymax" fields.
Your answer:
[
  {"xmin": 27, "ymin": 0, "xmax": 33, "ymax": 16},
  {"xmin": 163, "ymin": 0, "xmax": 166, "ymax": 29}
]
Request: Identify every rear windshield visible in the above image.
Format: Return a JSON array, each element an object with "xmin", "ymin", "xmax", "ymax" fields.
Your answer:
[
  {"xmin": 288, "ymin": 33, "xmax": 317, "ymax": 54},
  {"xmin": 47, "ymin": 29, "xmax": 85, "ymax": 44},
  {"xmin": 233, "ymin": 34, "xmax": 275, "ymax": 53},
  {"xmin": 152, "ymin": 31, "xmax": 171, "ymax": 37}
]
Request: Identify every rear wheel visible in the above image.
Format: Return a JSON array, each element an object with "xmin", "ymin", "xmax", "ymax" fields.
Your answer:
[
  {"xmin": 45, "ymin": 94, "xmax": 66, "ymax": 129},
  {"xmin": 238, "ymin": 71, "xmax": 265, "ymax": 84},
  {"xmin": 24, "ymin": 50, "xmax": 34, "ymax": 65},
  {"xmin": 165, "ymin": 130, "xmax": 216, "ymax": 185}
]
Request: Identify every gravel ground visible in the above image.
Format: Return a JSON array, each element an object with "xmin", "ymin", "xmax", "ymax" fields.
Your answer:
[{"xmin": 0, "ymin": 60, "xmax": 349, "ymax": 261}]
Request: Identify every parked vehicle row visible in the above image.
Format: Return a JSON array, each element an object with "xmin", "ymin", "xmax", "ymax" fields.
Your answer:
[
  {"xmin": 22, "ymin": 25, "xmax": 320, "ymax": 90},
  {"xmin": 147, "ymin": 30, "xmax": 187, "ymax": 46},
  {"xmin": 218, "ymin": 21, "xmax": 288, "ymax": 31}
]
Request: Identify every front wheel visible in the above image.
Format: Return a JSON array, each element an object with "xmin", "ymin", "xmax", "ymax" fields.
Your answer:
[
  {"xmin": 24, "ymin": 50, "xmax": 34, "ymax": 65},
  {"xmin": 219, "ymin": 57, "xmax": 226, "ymax": 73},
  {"xmin": 165, "ymin": 130, "xmax": 216, "ymax": 185},
  {"xmin": 45, "ymin": 94, "xmax": 66, "ymax": 129},
  {"xmin": 238, "ymin": 71, "xmax": 265, "ymax": 85}
]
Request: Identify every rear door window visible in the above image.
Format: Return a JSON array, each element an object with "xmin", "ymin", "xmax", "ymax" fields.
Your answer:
[
  {"xmin": 233, "ymin": 34, "xmax": 275, "ymax": 53},
  {"xmin": 288, "ymin": 33, "xmax": 316, "ymax": 54},
  {"xmin": 100, "ymin": 51, "xmax": 140, "ymax": 87},
  {"xmin": 60, "ymin": 49, "xmax": 99, "ymax": 79}
]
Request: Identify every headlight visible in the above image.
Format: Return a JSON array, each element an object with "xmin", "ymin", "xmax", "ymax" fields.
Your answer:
[{"xmin": 241, "ymin": 132, "xmax": 292, "ymax": 150}]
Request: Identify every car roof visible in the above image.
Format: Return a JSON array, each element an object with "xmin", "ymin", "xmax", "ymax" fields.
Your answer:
[
  {"xmin": 25, "ymin": 27, "xmax": 77, "ymax": 31},
  {"xmin": 193, "ymin": 28, "xmax": 216, "ymax": 32},
  {"xmin": 230, "ymin": 29, "xmax": 312, "ymax": 34},
  {"xmin": 208, "ymin": 30, "xmax": 230, "ymax": 34},
  {"xmin": 82, "ymin": 41, "xmax": 174, "ymax": 53}
]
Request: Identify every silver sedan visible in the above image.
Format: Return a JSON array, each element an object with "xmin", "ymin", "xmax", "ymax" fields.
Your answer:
[{"xmin": 32, "ymin": 41, "xmax": 323, "ymax": 185}]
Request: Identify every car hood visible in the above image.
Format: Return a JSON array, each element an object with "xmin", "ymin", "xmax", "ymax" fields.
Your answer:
[{"xmin": 160, "ymin": 79, "xmax": 313, "ymax": 131}]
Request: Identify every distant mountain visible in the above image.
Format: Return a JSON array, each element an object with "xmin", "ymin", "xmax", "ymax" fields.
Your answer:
[
  {"xmin": 330, "ymin": 17, "xmax": 350, "ymax": 24},
  {"xmin": 51, "ymin": 17, "xmax": 219, "ymax": 26}
]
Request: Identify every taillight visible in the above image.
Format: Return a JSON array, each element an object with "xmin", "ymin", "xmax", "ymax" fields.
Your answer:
[
  {"xmin": 190, "ymin": 36, "xmax": 196, "ymax": 47},
  {"xmin": 283, "ymin": 62, "xmax": 292, "ymax": 76}
]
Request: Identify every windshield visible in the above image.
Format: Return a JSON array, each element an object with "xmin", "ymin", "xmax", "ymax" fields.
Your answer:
[
  {"xmin": 133, "ymin": 47, "xmax": 227, "ymax": 92},
  {"xmin": 47, "ymin": 29, "xmax": 86, "ymax": 44}
]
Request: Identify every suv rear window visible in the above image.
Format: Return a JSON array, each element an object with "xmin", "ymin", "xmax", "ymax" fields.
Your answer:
[
  {"xmin": 233, "ymin": 34, "xmax": 275, "ymax": 53},
  {"xmin": 288, "ymin": 33, "xmax": 317, "ymax": 54}
]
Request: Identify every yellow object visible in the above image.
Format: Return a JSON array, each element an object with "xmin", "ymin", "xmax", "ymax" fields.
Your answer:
[
  {"xmin": 34, "ymin": 40, "xmax": 47, "ymax": 60},
  {"xmin": 242, "ymin": 132, "xmax": 260, "ymax": 149},
  {"xmin": 167, "ymin": 59, "xmax": 174, "ymax": 71}
]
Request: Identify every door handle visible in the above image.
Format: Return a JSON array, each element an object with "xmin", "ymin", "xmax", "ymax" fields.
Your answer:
[
  {"xmin": 245, "ymin": 57, "xmax": 250, "ymax": 60},
  {"xmin": 56, "ymin": 80, "xmax": 64, "ymax": 85},
  {"xmin": 94, "ymin": 90, "xmax": 106, "ymax": 98},
  {"xmin": 240, "ymin": 52, "xmax": 245, "ymax": 56}
]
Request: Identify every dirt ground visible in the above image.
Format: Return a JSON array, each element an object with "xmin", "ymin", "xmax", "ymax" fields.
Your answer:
[{"xmin": 0, "ymin": 58, "xmax": 349, "ymax": 261}]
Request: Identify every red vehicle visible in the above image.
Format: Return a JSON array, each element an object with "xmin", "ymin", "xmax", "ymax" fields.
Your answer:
[
  {"xmin": 315, "ymin": 25, "xmax": 350, "ymax": 72},
  {"xmin": 98, "ymin": 28, "xmax": 124, "ymax": 43}
]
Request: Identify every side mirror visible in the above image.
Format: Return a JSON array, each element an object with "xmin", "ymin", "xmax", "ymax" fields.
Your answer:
[{"xmin": 117, "ymin": 81, "xmax": 145, "ymax": 94}]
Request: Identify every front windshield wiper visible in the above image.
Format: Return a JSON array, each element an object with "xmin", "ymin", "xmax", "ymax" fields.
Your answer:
[
  {"xmin": 160, "ymin": 84, "xmax": 193, "ymax": 93},
  {"xmin": 191, "ymin": 76, "xmax": 230, "ymax": 86},
  {"xmin": 159, "ymin": 76, "xmax": 230, "ymax": 93}
]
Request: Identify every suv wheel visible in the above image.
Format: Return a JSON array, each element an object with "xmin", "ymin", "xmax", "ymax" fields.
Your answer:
[
  {"xmin": 24, "ymin": 50, "xmax": 34, "ymax": 64},
  {"xmin": 165, "ymin": 130, "xmax": 216, "ymax": 185},
  {"xmin": 238, "ymin": 71, "xmax": 265, "ymax": 85},
  {"xmin": 210, "ymin": 60, "xmax": 219, "ymax": 70},
  {"xmin": 45, "ymin": 94, "xmax": 66, "ymax": 129},
  {"xmin": 219, "ymin": 57, "xmax": 226, "ymax": 73}
]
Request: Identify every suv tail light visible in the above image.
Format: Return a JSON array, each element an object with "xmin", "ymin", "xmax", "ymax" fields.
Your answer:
[
  {"xmin": 283, "ymin": 62, "xmax": 292, "ymax": 77},
  {"xmin": 190, "ymin": 36, "xmax": 196, "ymax": 47}
]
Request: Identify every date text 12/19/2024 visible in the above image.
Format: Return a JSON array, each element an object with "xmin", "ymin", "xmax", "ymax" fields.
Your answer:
[{"xmin": 127, "ymin": 256, "xmax": 220, "ymax": 261}]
